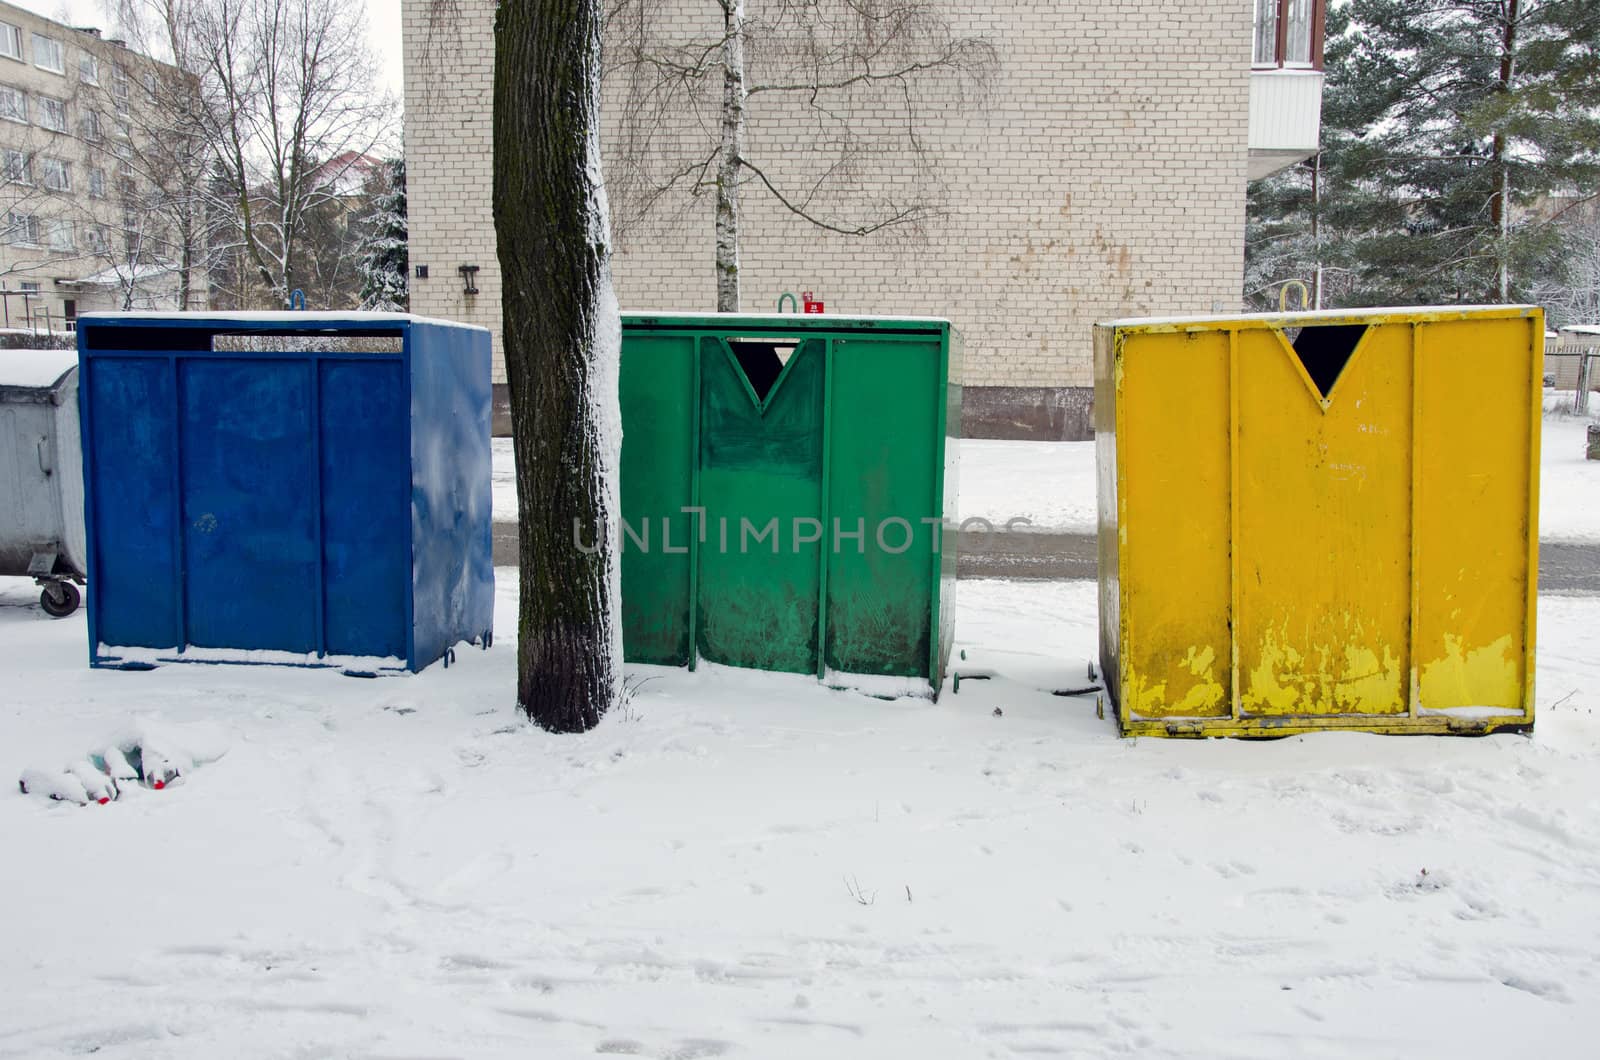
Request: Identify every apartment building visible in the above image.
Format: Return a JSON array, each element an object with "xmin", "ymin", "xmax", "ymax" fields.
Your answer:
[
  {"xmin": 0, "ymin": 2, "xmax": 196, "ymax": 333},
  {"xmin": 402, "ymin": 1, "xmax": 1324, "ymax": 438}
]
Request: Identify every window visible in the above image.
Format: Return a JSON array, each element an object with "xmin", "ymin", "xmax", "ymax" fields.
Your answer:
[
  {"xmin": 80, "ymin": 109, "xmax": 101, "ymax": 141},
  {"xmin": 3, "ymin": 148, "xmax": 29, "ymax": 184},
  {"xmin": 35, "ymin": 96, "xmax": 66, "ymax": 132},
  {"xmin": 4, "ymin": 211, "xmax": 38, "ymax": 245},
  {"xmin": 111, "ymin": 138, "xmax": 132, "ymax": 160},
  {"xmin": 142, "ymin": 71, "xmax": 156, "ymax": 100},
  {"xmin": 1254, "ymin": 0, "xmax": 1323, "ymax": 69},
  {"xmin": 1284, "ymin": 0, "xmax": 1314, "ymax": 66},
  {"xmin": 0, "ymin": 22, "xmax": 21, "ymax": 61},
  {"xmin": 114, "ymin": 118, "xmax": 131, "ymax": 140},
  {"xmin": 79, "ymin": 52, "xmax": 98, "ymax": 84},
  {"xmin": 88, "ymin": 166, "xmax": 105, "ymax": 198},
  {"xmin": 39, "ymin": 156, "xmax": 69, "ymax": 192},
  {"xmin": 31, "ymin": 34, "xmax": 64, "ymax": 74},
  {"xmin": 0, "ymin": 84, "xmax": 25, "ymax": 123},
  {"xmin": 19, "ymin": 280, "xmax": 39, "ymax": 292},
  {"xmin": 110, "ymin": 63, "xmax": 128, "ymax": 99},
  {"xmin": 85, "ymin": 224, "xmax": 108, "ymax": 254},
  {"xmin": 43, "ymin": 217, "xmax": 74, "ymax": 251},
  {"xmin": 1252, "ymin": 0, "xmax": 1279, "ymax": 66}
]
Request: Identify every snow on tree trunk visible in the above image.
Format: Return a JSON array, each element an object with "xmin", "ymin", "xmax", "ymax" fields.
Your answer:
[
  {"xmin": 493, "ymin": 0, "xmax": 623, "ymax": 733},
  {"xmin": 715, "ymin": 0, "xmax": 746, "ymax": 313},
  {"xmin": 1492, "ymin": 0, "xmax": 1518, "ymax": 304}
]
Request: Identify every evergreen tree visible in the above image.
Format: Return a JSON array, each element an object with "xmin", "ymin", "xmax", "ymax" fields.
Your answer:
[
  {"xmin": 1245, "ymin": 160, "xmax": 1318, "ymax": 311},
  {"xmin": 358, "ymin": 158, "xmax": 410, "ymax": 312},
  {"xmin": 1249, "ymin": 1, "xmax": 1600, "ymax": 307}
]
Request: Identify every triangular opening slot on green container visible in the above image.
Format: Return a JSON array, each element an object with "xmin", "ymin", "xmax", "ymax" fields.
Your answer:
[
  {"xmin": 1285, "ymin": 323, "xmax": 1368, "ymax": 400},
  {"xmin": 727, "ymin": 337, "xmax": 802, "ymax": 408}
]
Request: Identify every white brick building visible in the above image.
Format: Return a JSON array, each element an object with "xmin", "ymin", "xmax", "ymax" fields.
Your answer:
[
  {"xmin": 402, "ymin": 0, "xmax": 1323, "ymax": 437},
  {"xmin": 0, "ymin": 2, "xmax": 196, "ymax": 333}
]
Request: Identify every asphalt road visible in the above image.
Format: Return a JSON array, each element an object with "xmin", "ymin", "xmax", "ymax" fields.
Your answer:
[{"xmin": 492, "ymin": 523, "xmax": 1600, "ymax": 594}]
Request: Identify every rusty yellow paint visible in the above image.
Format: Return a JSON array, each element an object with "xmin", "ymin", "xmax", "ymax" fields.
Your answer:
[
  {"xmin": 1420, "ymin": 633, "xmax": 1516, "ymax": 709},
  {"xmin": 1242, "ymin": 620, "xmax": 1405, "ymax": 715},
  {"xmin": 1095, "ymin": 305, "xmax": 1542, "ymax": 738}
]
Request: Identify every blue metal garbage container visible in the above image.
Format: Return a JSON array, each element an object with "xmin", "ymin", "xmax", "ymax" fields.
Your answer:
[{"xmin": 77, "ymin": 312, "xmax": 493, "ymax": 673}]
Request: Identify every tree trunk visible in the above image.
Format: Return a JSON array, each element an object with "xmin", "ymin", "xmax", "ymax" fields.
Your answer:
[
  {"xmin": 1310, "ymin": 151, "xmax": 1322, "ymax": 309},
  {"xmin": 1489, "ymin": 0, "xmax": 1518, "ymax": 302},
  {"xmin": 179, "ymin": 214, "xmax": 193, "ymax": 310},
  {"xmin": 493, "ymin": 0, "xmax": 623, "ymax": 733},
  {"xmin": 715, "ymin": 0, "xmax": 746, "ymax": 312}
]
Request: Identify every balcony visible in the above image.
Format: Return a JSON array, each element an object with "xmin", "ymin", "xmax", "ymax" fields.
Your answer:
[{"xmin": 1248, "ymin": 0, "xmax": 1325, "ymax": 180}]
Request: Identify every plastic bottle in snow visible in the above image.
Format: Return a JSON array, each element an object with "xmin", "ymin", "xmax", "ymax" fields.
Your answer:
[
  {"xmin": 18, "ymin": 768, "xmax": 89, "ymax": 805},
  {"xmin": 66, "ymin": 760, "xmax": 117, "ymax": 804}
]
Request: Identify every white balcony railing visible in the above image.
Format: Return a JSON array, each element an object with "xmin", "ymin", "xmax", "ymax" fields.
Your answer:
[{"xmin": 1248, "ymin": 68, "xmax": 1323, "ymax": 180}]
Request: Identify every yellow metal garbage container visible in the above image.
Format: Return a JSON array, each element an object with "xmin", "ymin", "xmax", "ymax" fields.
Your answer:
[{"xmin": 1095, "ymin": 306, "xmax": 1542, "ymax": 737}]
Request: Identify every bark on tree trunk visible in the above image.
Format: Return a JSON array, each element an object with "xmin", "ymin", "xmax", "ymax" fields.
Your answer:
[
  {"xmin": 715, "ymin": 0, "xmax": 746, "ymax": 312},
  {"xmin": 1490, "ymin": 0, "xmax": 1518, "ymax": 302},
  {"xmin": 179, "ymin": 220, "xmax": 193, "ymax": 310},
  {"xmin": 493, "ymin": 0, "xmax": 623, "ymax": 733}
]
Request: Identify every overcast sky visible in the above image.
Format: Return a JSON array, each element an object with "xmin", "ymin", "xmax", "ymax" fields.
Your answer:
[{"xmin": 6, "ymin": 0, "xmax": 406, "ymax": 99}]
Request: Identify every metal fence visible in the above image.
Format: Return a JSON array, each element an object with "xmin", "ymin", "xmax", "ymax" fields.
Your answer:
[{"xmin": 1546, "ymin": 341, "xmax": 1600, "ymax": 414}]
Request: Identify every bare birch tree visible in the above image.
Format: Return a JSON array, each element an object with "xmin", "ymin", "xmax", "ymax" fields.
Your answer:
[
  {"xmin": 1529, "ymin": 206, "xmax": 1600, "ymax": 328},
  {"xmin": 112, "ymin": 0, "xmax": 395, "ymax": 308},
  {"xmin": 607, "ymin": 0, "xmax": 994, "ymax": 310}
]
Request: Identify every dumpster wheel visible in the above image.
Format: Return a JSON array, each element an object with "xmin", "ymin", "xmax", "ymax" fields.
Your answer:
[{"xmin": 39, "ymin": 580, "xmax": 80, "ymax": 618}]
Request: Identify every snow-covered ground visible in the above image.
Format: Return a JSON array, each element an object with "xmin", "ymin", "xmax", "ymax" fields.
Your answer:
[
  {"xmin": 497, "ymin": 395, "xmax": 1600, "ymax": 541},
  {"xmin": 1541, "ymin": 396, "xmax": 1600, "ymax": 542},
  {"xmin": 5, "ymin": 574, "xmax": 1600, "ymax": 1057}
]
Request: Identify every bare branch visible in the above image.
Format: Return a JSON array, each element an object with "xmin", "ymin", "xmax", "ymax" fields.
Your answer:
[{"xmin": 738, "ymin": 156, "xmax": 931, "ymax": 237}]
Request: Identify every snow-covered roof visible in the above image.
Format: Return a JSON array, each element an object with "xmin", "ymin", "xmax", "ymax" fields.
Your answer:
[
  {"xmin": 78, "ymin": 311, "xmax": 490, "ymax": 333},
  {"xmin": 61, "ymin": 263, "xmax": 178, "ymax": 287},
  {"xmin": 620, "ymin": 309, "xmax": 947, "ymax": 321},
  {"xmin": 0, "ymin": 348, "xmax": 77, "ymax": 388},
  {"xmin": 1102, "ymin": 305, "xmax": 1540, "ymax": 327},
  {"xmin": 1559, "ymin": 324, "xmax": 1600, "ymax": 336}
]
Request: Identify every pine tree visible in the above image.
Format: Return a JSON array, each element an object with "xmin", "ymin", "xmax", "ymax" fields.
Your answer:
[
  {"xmin": 1250, "ymin": 0, "xmax": 1600, "ymax": 307},
  {"xmin": 358, "ymin": 158, "xmax": 410, "ymax": 311}
]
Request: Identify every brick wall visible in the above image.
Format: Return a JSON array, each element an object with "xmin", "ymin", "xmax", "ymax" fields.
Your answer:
[
  {"xmin": 402, "ymin": 0, "xmax": 504, "ymax": 373},
  {"xmin": 403, "ymin": 0, "xmax": 1250, "ymax": 392}
]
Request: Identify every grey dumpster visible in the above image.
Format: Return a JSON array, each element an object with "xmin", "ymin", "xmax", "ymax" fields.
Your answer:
[{"xmin": 0, "ymin": 348, "xmax": 86, "ymax": 616}]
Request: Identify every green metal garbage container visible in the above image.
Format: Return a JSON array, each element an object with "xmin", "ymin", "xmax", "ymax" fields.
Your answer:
[{"xmin": 619, "ymin": 313, "xmax": 961, "ymax": 696}]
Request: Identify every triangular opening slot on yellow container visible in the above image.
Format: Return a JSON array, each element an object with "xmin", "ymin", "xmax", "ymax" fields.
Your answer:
[{"xmin": 1276, "ymin": 323, "xmax": 1370, "ymax": 410}]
